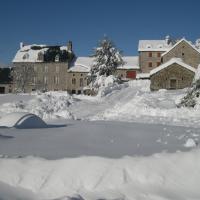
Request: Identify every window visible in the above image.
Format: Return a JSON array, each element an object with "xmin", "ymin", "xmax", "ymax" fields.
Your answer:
[
  {"xmin": 80, "ymin": 78, "xmax": 83, "ymax": 87},
  {"xmin": 72, "ymin": 90, "xmax": 76, "ymax": 94},
  {"xmin": 55, "ymin": 54, "xmax": 60, "ymax": 62},
  {"xmin": 157, "ymin": 62, "xmax": 161, "ymax": 66},
  {"xmin": 148, "ymin": 62, "xmax": 153, "ymax": 67},
  {"xmin": 44, "ymin": 76, "xmax": 48, "ymax": 84},
  {"xmin": 33, "ymin": 76, "xmax": 37, "ymax": 84},
  {"xmin": 78, "ymin": 90, "xmax": 81, "ymax": 94},
  {"xmin": 34, "ymin": 66, "xmax": 37, "ymax": 72},
  {"xmin": 73, "ymin": 74, "xmax": 75, "ymax": 76},
  {"xmin": 182, "ymin": 53, "xmax": 185, "ymax": 56},
  {"xmin": 54, "ymin": 76, "xmax": 59, "ymax": 84},
  {"xmin": 72, "ymin": 78, "xmax": 76, "ymax": 85},
  {"xmin": 44, "ymin": 66, "xmax": 48, "ymax": 73},
  {"xmin": 157, "ymin": 52, "xmax": 161, "ymax": 57},
  {"xmin": 81, "ymin": 74, "xmax": 83, "ymax": 76},
  {"xmin": 56, "ymin": 66, "xmax": 59, "ymax": 73},
  {"xmin": 148, "ymin": 52, "xmax": 152, "ymax": 57}
]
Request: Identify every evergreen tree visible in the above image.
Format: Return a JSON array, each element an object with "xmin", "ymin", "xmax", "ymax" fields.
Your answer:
[
  {"xmin": 91, "ymin": 37, "xmax": 124, "ymax": 77},
  {"xmin": 178, "ymin": 65, "xmax": 200, "ymax": 107}
]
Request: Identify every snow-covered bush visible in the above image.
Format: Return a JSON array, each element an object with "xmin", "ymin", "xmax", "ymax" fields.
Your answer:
[
  {"xmin": 177, "ymin": 65, "xmax": 200, "ymax": 108},
  {"xmin": 0, "ymin": 92, "xmax": 75, "ymax": 119}
]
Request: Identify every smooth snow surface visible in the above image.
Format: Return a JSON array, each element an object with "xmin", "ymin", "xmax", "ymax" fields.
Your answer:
[
  {"xmin": 0, "ymin": 150, "xmax": 200, "ymax": 200},
  {"xmin": 0, "ymin": 112, "xmax": 47, "ymax": 128}
]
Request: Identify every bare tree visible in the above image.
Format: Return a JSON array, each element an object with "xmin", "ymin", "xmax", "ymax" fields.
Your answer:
[{"xmin": 12, "ymin": 64, "xmax": 35, "ymax": 93}]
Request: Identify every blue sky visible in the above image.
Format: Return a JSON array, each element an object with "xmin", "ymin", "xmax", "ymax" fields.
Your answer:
[{"xmin": 0, "ymin": 0, "xmax": 200, "ymax": 64}]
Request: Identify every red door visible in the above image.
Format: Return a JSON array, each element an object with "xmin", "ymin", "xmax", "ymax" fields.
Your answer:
[{"xmin": 126, "ymin": 70, "xmax": 136, "ymax": 79}]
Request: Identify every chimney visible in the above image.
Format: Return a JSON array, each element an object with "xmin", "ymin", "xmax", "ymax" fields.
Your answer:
[
  {"xmin": 20, "ymin": 42, "xmax": 24, "ymax": 49},
  {"xmin": 67, "ymin": 41, "xmax": 72, "ymax": 51},
  {"xmin": 165, "ymin": 35, "xmax": 171, "ymax": 45}
]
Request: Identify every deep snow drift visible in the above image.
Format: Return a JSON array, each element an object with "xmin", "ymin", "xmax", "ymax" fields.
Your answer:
[
  {"xmin": 0, "ymin": 80, "xmax": 200, "ymax": 127},
  {"xmin": 0, "ymin": 149, "xmax": 200, "ymax": 200}
]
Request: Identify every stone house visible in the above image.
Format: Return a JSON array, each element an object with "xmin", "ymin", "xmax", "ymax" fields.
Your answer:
[
  {"xmin": 12, "ymin": 42, "xmax": 74, "ymax": 93},
  {"xmin": 150, "ymin": 38, "xmax": 200, "ymax": 90},
  {"xmin": 150, "ymin": 58, "xmax": 196, "ymax": 90},
  {"xmin": 138, "ymin": 36, "xmax": 173, "ymax": 75}
]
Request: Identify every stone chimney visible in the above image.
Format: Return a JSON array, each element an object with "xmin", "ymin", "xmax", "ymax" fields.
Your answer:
[
  {"xmin": 20, "ymin": 42, "xmax": 24, "ymax": 49},
  {"xmin": 165, "ymin": 35, "xmax": 171, "ymax": 45},
  {"xmin": 67, "ymin": 41, "xmax": 72, "ymax": 51}
]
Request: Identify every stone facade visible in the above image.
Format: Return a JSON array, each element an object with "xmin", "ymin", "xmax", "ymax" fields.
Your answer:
[
  {"xmin": 139, "ymin": 51, "xmax": 164, "ymax": 73},
  {"xmin": 13, "ymin": 62, "xmax": 69, "ymax": 92},
  {"xmin": 67, "ymin": 72, "xmax": 88, "ymax": 94},
  {"xmin": 162, "ymin": 40, "xmax": 200, "ymax": 69},
  {"xmin": 150, "ymin": 63, "xmax": 195, "ymax": 91}
]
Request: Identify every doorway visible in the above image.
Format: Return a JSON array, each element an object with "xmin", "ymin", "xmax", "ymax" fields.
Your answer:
[{"xmin": 170, "ymin": 79, "xmax": 177, "ymax": 89}]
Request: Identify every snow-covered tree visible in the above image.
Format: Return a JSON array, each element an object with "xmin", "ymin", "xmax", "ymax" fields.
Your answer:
[
  {"xmin": 195, "ymin": 39, "xmax": 200, "ymax": 49},
  {"xmin": 177, "ymin": 65, "xmax": 200, "ymax": 107},
  {"xmin": 91, "ymin": 37, "xmax": 124, "ymax": 77},
  {"xmin": 12, "ymin": 64, "xmax": 35, "ymax": 93}
]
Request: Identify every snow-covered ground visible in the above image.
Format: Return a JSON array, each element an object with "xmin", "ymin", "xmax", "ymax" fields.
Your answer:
[{"xmin": 0, "ymin": 80, "xmax": 200, "ymax": 199}]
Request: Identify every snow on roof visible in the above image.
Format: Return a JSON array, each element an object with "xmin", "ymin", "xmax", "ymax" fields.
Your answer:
[
  {"xmin": 69, "ymin": 56, "xmax": 139, "ymax": 72},
  {"xmin": 136, "ymin": 73, "xmax": 150, "ymax": 79},
  {"xmin": 138, "ymin": 40, "xmax": 173, "ymax": 51},
  {"xmin": 118, "ymin": 56, "xmax": 139, "ymax": 69},
  {"xmin": 150, "ymin": 58, "xmax": 196, "ymax": 76},
  {"xmin": 68, "ymin": 57, "xmax": 93, "ymax": 73},
  {"xmin": 0, "ymin": 112, "xmax": 47, "ymax": 128},
  {"xmin": 13, "ymin": 44, "xmax": 68, "ymax": 63},
  {"xmin": 162, "ymin": 38, "xmax": 200, "ymax": 57}
]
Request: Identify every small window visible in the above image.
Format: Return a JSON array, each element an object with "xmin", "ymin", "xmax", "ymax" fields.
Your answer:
[
  {"xmin": 157, "ymin": 52, "xmax": 161, "ymax": 57},
  {"xmin": 44, "ymin": 76, "xmax": 48, "ymax": 84},
  {"xmin": 182, "ymin": 77, "xmax": 184, "ymax": 80},
  {"xmin": 148, "ymin": 52, "xmax": 152, "ymax": 57},
  {"xmin": 34, "ymin": 66, "xmax": 37, "ymax": 72},
  {"xmin": 148, "ymin": 62, "xmax": 153, "ymax": 67},
  {"xmin": 54, "ymin": 76, "xmax": 59, "ymax": 84},
  {"xmin": 73, "ymin": 74, "xmax": 75, "ymax": 76},
  {"xmin": 72, "ymin": 78, "xmax": 76, "ymax": 85},
  {"xmin": 72, "ymin": 90, "xmax": 76, "ymax": 94},
  {"xmin": 56, "ymin": 66, "xmax": 59, "ymax": 73},
  {"xmin": 78, "ymin": 90, "xmax": 81, "ymax": 94},
  {"xmin": 157, "ymin": 62, "xmax": 161, "ymax": 66},
  {"xmin": 44, "ymin": 66, "xmax": 48, "ymax": 73},
  {"xmin": 55, "ymin": 54, "xmax": 60, "ymax": 62},
  {"xmin": 182, "ymin": 53, "xmax": 185, "ymax": 56},
  {"xmin": 80, "ymin": 78, "xmax": 83, "ymax": 87},
  {"xmin": 81, "ymin": 74, "xmax": 83, "ymax": 76},
  {"xmin": 121, "ymin": 74, "xmax": 123, "ymax": 77}
]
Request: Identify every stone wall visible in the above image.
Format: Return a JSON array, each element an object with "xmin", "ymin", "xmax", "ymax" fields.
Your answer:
[
  {"xmin": 162, "ymin": 40, "xmax": 200, "ymax": 68},
  {"xmin": 67, "ymin": 72, "xmax": 88, "ymax": 94},
  {"xmin": 13, "ymin": 62, "xmax": 69, "ymax": 92},
  {"xmin": 139, "ymin": 51, "xmax": 164, "ymax": 73},
  {"xmin": 150, "ymin": 63, "xmax": 194, "ymax": 91}
]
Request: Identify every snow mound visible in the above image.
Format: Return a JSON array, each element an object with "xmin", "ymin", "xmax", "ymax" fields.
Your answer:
[
  {"xmin": 0, "ymin": 150, "xmax": 200, "ymax": 199},
  {"xmin": 0, "ymin": 112, "xmax": 47, "ymax": 128},
  {"xmin": 95, "ymin": 75, "xmax": 128, "ymax": 97},
  {"xmin": 184, "ymin": 138, "xmax": 197, "ymax": 148},
  {"xmin": 0, "ymin": 92, "xmax": 75, "ymax": 120}
]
